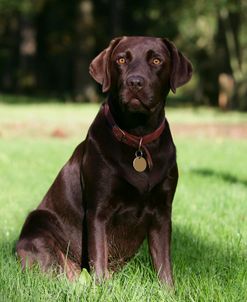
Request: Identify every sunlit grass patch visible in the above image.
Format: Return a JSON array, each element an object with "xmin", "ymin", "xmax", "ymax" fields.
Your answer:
[{"xmin": 0, "ymin": 102, "xmax": 246, "ymax": 301}]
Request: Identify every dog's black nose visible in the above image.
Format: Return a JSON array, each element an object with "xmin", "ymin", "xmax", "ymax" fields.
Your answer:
[{"xmin": 127, "ymin": 75, "xmax": 145, "ymax": 91}]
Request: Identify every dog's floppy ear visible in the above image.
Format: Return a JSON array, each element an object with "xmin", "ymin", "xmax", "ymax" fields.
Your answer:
[
  {"xmin": 163, "ymin": 38, "xmax": 193, "ymax": 93},
  {"xmin": 89, "ymin": 37, "xmax": 123, "ymax": 93}
]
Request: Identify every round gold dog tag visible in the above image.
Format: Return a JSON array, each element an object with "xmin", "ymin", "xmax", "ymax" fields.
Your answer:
[{"xmin": 133, "ymin": 156, "xmax": 147, "ymax": 172}]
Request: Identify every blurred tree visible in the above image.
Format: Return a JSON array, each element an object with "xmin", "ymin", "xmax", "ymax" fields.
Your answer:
[
  {"xmin": 0, "ymin": 1, "xmax": 20, "ymax": 92},
  {"xmin": 174, "ymin": 0, "xmax": 246, "ymax": 109},
  {"xmin": 74, "ymin": 0, "xmax": 97, "ymax": 102},
  {"xmin": 35, "ymin": 0, "xmax": 75, "ymax": 95},
  {"xmin": 215, "ymin": 0, "xmax": 242, "ymax": 109}
]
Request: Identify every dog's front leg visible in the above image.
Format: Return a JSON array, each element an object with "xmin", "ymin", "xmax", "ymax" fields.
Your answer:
[
  {"xmin": 148, "ymin": 204, "xmax": 173, "ymax": 287},
  {"xmin": 87, "ymin": 210, "xmax": 109, "ymax": 280},
  {"xmin": 148, "ymin": 165, "xmax": 178, "ymax": 286}
]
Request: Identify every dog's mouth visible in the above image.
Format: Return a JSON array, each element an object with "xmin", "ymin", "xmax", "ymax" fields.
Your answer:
[
  {"xmin": 120, "ymin": 88, "xmax": 154, "ymax": 112},
  {"xmin": 123, "ymin": 97, "xmax": 148, "ymax": 111},
  {"xmin": 118, "ymin": 82, "xmax": 161, "ymax": 114},
  {"xmin": 129, "ymin": 98, "xmax": 144, "ymax": 109},
  {"xmin": 122, "ymin": 96, "xmax": 157, "ymax": 113}
]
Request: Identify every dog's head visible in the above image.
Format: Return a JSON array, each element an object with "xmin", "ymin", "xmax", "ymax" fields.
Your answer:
[{"xmin": 90, "ymin": 36, "xmax": 192, "ymax": 114}]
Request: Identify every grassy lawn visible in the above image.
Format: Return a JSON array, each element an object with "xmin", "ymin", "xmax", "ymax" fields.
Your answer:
[{"xmin": 0, "ymin": 99, "xmax": 246, "ymax": 301}]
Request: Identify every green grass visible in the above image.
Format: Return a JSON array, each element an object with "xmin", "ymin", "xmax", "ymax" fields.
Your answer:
[{"xmin": 0, "ymin": 100, "xmax": 246, "ymax": 301}]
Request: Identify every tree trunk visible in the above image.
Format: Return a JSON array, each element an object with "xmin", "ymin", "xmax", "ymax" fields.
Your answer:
[
  {"xmin": 18, "ymin": 14, "xmax": 37, "ymax": 93},
  {"xmin": 0, "ymin": 13, "xmax": 20, "ymax": 93},
  {"xmin": 216, "ymin": 1, "xmax": 244, "ymax": 109},
  {"xmin": 110, "ymin": 0, "xmax": 124, "ymax": 36},
  {"xmin": 74, "ymin": 0, "xmax": 97, "ymax": 102}
]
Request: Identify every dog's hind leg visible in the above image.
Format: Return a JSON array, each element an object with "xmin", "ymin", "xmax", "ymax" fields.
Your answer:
[
  {"xmin": 16, "ymin": 209, "xmax": 81, "ymax": 279},
  {"xmin": 17, "ymin": 238, "xmax": 81, "ymax": 280}
]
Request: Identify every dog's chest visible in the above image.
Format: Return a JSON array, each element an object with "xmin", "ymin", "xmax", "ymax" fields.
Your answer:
[
  {"xmin": 105, "ymin": 199, "xmax": 150, "ymax": 257},
  {"xmin": 123, "ymin": 170, "xmax": 152, "ymax": 194},
  {"xmin": 105, "ymin": 182, "xmax": 164, "ymax": 226},
  {"xmin": 117, "ymin": 156, "xmax": 171, "ymax": 194}
]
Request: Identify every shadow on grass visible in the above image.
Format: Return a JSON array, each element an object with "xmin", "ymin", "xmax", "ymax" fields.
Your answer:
[
  {"xmin": 0, "ymin": 93, "xmax": 103, "ymax": 105},
  {"xmin": 135, "ymin": 225, "xmax": 245, "ymax": 290},
  {"xmin": 172, "ymin": 226, "xmax": 244, "ymax": 279},
  {"xmin": 192, "ymin": 168, "xmax": 247, "ymax": 187},
  {"xmin": 0, "ymin": 93, "xmax": 193, "ymax": 107},
  {"xmin": 0, "ymin": 93, "xmax": 65, "ymax": 104}
]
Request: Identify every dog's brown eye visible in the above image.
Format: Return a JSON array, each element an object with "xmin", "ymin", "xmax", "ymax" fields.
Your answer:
[
  {"xmin": 117, "ymin": 57, "xmax": 126, "ymax": 64},
  {"xmin": 152, "ymin": 58, "xmax": 161, "ymax": 65}
]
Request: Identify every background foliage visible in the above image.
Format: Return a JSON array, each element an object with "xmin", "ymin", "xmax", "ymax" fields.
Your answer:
[{"xmin": 0, "ymin": 0, "xmax": 246, "ymax": 108}]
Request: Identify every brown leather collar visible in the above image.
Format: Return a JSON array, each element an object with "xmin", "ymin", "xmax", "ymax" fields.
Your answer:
[{"xmin": 103, "ymin": 103, "xmax": 165, "ymax": 170}]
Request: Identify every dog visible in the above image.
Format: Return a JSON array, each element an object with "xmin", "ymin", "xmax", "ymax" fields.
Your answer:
[{"xmin": 16, "ymin": 36, "xmax": 192, "ymax": 286}]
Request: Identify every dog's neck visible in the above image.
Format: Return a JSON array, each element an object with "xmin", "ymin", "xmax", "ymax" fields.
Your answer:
[{"xmin": 107, "ymin": 95, "xmax": 166, "ymax": 136}]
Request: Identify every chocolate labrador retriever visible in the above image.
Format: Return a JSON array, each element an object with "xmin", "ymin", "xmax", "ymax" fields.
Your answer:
[{"xmin": 16, "ymin": 36, "xmax": 192, "ymax": 286}]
